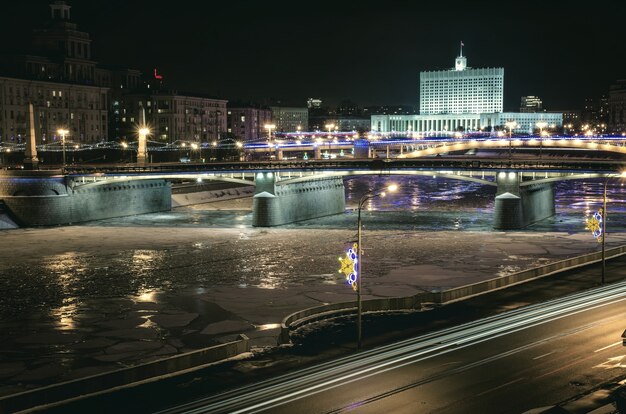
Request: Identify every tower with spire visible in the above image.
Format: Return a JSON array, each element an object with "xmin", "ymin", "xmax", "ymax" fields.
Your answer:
[{"xmin": 455, "ymin": 41, "xmax": 467, "ymax": 71}]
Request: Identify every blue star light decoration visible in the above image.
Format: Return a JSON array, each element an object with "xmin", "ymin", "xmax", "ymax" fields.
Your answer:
[
  {"xmin": 585, "ymin": 208, "xmax": 603, "ymax": 242},
  {"xmin": 338, "ymin": 243, "xmax": 359, "ymax": 291}
]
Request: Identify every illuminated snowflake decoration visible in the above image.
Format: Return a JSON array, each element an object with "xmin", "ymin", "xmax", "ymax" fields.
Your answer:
[
  {"xmin": 585, "ymin": 209, "xmax": 603, "ymax": 242},
  {"xmin": 338, "ymin": 243, "xmax": 359, "ymax": 291}
]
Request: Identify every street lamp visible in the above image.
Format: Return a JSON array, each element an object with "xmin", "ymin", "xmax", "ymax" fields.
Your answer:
[
  {"xmin": 264, "ymin": 124, "xmax": 276, "ymax": 142},
  {"xmin": 504, "ymin": 121, "xmax": 517, "ymax": 161},
  {"xmin": 588, "ymin": 172, "xmax": 626, "ymax": 285},
  {"xmin": 326, "ymin": 123, "xmax": 335, "ymax": 138},
  {"xmin": 121, "ymin": 141, "xmax": 128, "ymax": 163},
  {"xmin": 355, "ymin": 183, "xmax": 398, "ymax": 349},
  {"xmin": 600, "ymin": 172, "xmax": 626, "ymax": 284},
  {"xmin": 536, "ymin": 121, "xmax": 548, "ymax": 159},
  {"xmin": 236, "ymin": 141, "xmax": 243, "ymax": 161},
  {"xmin": 57, "ymin": 128, "xmax": 69, "ymax": 168}
]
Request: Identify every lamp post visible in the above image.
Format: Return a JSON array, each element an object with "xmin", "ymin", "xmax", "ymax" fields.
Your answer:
[
  {"xmin": 504, "ymin": 121, "xmax": 517, "ymax": 162},
  {"xmin": 264, "ymin": 124, "xmax": 276, "ymax": 142},
  {"xmin": 191, "ymin": 142, "xmax": 199, "ymax": 162},
  {"xmin": 536, "ymin": 121, "xmax": 548, "ymax": 159},
  {"xmin": 57, "ymin": 128, "xmax": 69, "ymax": 168},
  {"xmin": 236, "ymin": 141, "xmax": 243, "ymax": 161},
  {"xmin": 325, "ymin": 124, "xmax": 335, "ymax": 158},
  {"xmin": 121, "ymin": 142, "xmax": 128, "ymax": 163},
  {"xmin": 602, "ymin": 177, "xmax": 608, "ymax": 285},
  {"xmin": 356, "ymin": 183, "xmax": 398, "ymax": 350},
  {"xmin": 597, "ymin": 172, "xmax": 626, "ymax": 284},
  {"xmin": 326, "ymin": 123, "xmax": 335, "ymax": 138}
]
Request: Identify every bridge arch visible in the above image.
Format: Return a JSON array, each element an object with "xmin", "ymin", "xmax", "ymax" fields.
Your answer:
[
  {"xmin": 69, "ymin": 173, "xmax": 253, "ymax": 189},
  {"xmin": 397, "ymin": 139, "xmax": 626, "ymax": 159},
  {"xmin": 277, "ymin": 170, "xmax": 497, "ymax": 187}
]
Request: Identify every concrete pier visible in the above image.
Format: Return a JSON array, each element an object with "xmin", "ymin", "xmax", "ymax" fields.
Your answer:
[
  {"xmin": 252, "ymin": 173, "xmax": 345, "ymax": 226},
  {"xmin": 0, "ymin": 171, "xmax": 171, "ymax": 226},
  {"xmin": 493, "ymin": 172, "xmax": 555, "ymax": 229}
]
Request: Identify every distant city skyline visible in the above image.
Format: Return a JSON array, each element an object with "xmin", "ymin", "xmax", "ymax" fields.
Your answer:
[{"xmin": 1, "ymin": 0, "xmax": 624, "ymax": 110}]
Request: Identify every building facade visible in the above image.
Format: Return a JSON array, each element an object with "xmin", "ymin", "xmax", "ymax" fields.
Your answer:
[
  {"xmin": 150, "ymin": 93, "xmax": 227, "ymax": 143},
  {"xmin": 372, "ymin": 112, "xmax": 562, "ymax": 134},
  {"xmin": 520, "ymin": 96, "xmax": 543, "ymax": 112},
  {"xmin": 0, "ymin": 76, "xmax": 109, "ymax": 143},
  {"xmin": 270, "ymin": 106, "xmax": 308, "ymax": 132},
  {"xmin": 482, "ymin": 112, "xmax": 563, "ymax": 134},
  {"xmin": 419, "ymin": 53, "xmax": 503, "ymax": 115},
  {"xmin": 372, "ymin": 48, "xmax": 562, "ymax": 134},
  {"xmin": 609, "ymin": 80, "xmax": 626, "ymax": 133},
  {"xmin": 0, "ymin": 1, "xmax": 143, "ymax": 144},
  {"xmin": 227, "ymin": 107, "xmax": 272, "ymax": 142},
  {"xmin": 372, "ymin": 113, "xmax": 483, "ymax": 134}
]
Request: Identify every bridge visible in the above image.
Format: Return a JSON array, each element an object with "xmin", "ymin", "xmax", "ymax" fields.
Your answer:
[
  {"xmin": 243, "ymin": 135, "xmax": 626, "ymax": 160},
  {"xmin": 1, "ymin": 137, "xmax": 625, "ymax": 230}
]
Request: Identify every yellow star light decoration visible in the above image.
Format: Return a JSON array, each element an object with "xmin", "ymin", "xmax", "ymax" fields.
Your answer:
[
  {"xmin": 585, "ymin": 209, "xmax": 603, "ymax": 243},
  {"xmin": 338, "ymin": 243, "xmax": 358, "ymax": 291}
]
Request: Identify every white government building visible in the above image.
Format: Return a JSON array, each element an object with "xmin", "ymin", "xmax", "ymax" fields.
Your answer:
[{"xmin": 371, "ymin": 47, "xmax": 562, "ymax": 134}]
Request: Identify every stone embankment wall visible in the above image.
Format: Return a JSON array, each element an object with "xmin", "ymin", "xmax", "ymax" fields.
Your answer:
[
  {"xmin": 279, "ymin": 244, "xmax": 626, "ymax": 344},
  {"xmin": 493, "ymin": 172, "xmax": 555, "ymax": 229},
  {"xmin": 0, "ymin": 172, "xmax": 171, "ymax": 226},
  {"xmin": 253, "ymin": 176, "xmax": 345, "ymax": 226},
  {"xmin": 172, "ymin": 185, "xmax": 255, "ymax": 207}
]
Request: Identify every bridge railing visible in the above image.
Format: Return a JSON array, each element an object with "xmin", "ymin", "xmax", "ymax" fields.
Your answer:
[{"xmin": 62, "ymin": 157, "xmax": 625, "ymax": 176}]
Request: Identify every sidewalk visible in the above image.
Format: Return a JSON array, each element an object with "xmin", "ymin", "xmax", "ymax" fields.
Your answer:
[
  {"xmin": 11, "ymin": 250, "xmax": 626, "ymax": 413},
  {"xmin": 524, "ymin": 379, "xmax": 626, "ymax": 414}
]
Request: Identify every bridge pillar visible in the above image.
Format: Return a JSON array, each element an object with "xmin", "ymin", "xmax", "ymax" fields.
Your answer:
[
  {"xmin": 493, "ymin": 172, "xmax": 555, "ymax": 229},
  {"xmin": 353, "ymin": 139, "xmax": 370, "ymax": 159},
  {"xmin": 314, "ymin": 146, "xmax": 322, "ymax": 160},
  {"xmin": 253, "ymin": 175, "xmax": 345, "ymax": 226},
  {"xmin": 275, "ymin": 148, "xmax": 283, "ymax": 161}
]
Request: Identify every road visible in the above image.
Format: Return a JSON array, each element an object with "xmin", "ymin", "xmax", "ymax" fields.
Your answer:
[{"xmin": 161, "ymin": 281, "xmax": 626, "ymax": 414}]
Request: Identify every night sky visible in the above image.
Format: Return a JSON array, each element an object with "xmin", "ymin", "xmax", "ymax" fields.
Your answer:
[{"xmin": 2, "ymin": 0, "xmax": 625, "ymax": 111}]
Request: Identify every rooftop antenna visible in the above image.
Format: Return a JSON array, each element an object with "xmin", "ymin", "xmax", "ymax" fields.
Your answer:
[{"xmin": 460, "ymin": 40, "xmax": 464, "ymax": 57}]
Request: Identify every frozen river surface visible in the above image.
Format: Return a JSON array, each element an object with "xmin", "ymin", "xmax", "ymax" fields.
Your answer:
[{"xmin": 0, "ymin": 176, "xmax": 625, "ymax": 395}]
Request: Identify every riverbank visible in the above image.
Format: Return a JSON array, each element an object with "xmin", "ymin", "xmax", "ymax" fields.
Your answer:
[{"xmin": 0, "ymin": 200, "xmax": 624, "ymax": 397}]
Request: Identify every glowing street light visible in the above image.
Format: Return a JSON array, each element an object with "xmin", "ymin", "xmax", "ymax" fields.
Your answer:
[
  {"xmin": 355, "ymin": 183, "xmax": 398, "ymax": 349},
  {"xmin": 121, "ymin": 141, "xmax": 128, "ymax": 163},
  {"xmin": 191, "ymin": 142, "xmax": 199, "ymax": 161},
  {"xmin": 600, "ymin": 172, "xmax": 626, "ymax": 284},
  {"xmin": 57, "ymin": 128, "xmax": 69, "ymax": 168},
  {"xmin": 536, "ymin": 121, "xmax": 548, "ymax": 158},
  {"xmin": 264, "ymin": 124, "xmax": 276, "ymax": 142},
  {"xmin": 536, "ymin": 121, "xmax": 548, "ymax": 136},
  {"xmin": 504, "ymin": 121, "xmax": 517, "ymax": 161},
  {"xmin": 326, "ymin": 123, "xmax": 335, "ymax": 138}
]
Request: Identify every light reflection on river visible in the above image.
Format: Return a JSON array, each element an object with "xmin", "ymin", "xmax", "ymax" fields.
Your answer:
[
  {"xmin": 0, "ymin": 175, "xmax": 625, "ymax": 391},
  {"xmin": 85, "ymin": 176, "xmax": 626, "ymax": 232},
  {"xmin": 2, "ymin": 176, "xmax": 626, "ymax": 322}
]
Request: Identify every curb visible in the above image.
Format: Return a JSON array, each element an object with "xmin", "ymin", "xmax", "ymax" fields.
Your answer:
[{"xmin": 0, "ymin": 334, "xmax": 249, "ymax": 413}]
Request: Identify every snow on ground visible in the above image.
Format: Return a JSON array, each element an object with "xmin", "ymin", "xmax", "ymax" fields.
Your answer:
[{"xmin": 0, "ymin": 198, "xmax": 624, "ymax": 395}]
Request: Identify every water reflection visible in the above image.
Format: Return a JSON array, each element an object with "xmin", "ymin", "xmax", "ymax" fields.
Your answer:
[
  {"xmin": 135, "ymin": 288, "xmax": 159, "ymax": 303},
  {"xmin": 51, "ymin": 302, "xmax": 77, "ymax": 331},
  {"xmin": 82, "ymin": 176, "xmax": 626, "ymax": 232},
  {"xmin": 255, "ymin": 323, "xmax": 281, "ymax": 331},
  {"xmin": 130, "ymin": 250, "xmax": 166, "ymax": 279},
  {"xmin": 45, "ymin": 252, "xmax": 88, "ymax": 292}
]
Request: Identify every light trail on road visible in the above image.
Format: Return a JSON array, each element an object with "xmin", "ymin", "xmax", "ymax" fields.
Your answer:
[{"xmin": 157, "ymin": 280, "xmax": 626, "ymax": 414}]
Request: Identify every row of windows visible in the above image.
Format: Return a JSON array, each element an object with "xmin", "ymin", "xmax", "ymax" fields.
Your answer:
[{"xmin": 2, "ymin": 110, "xmax": 105, "ymax": 120}]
